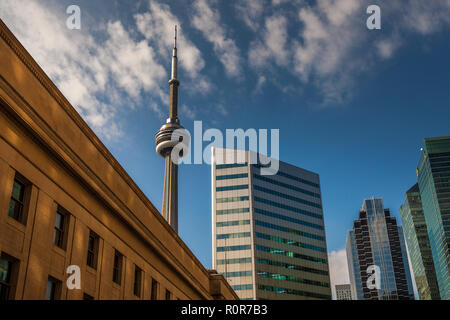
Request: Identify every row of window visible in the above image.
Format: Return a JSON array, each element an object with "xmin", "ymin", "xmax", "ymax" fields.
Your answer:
[
  {"xmin": 216, "ymin": 217, "xmax": 323, "ymax": 241},
  {"xmin": 216, "ymin": 257, "xmax": 252, "ymax": 265},
  {"xmin": 216, "ymin": 220, "xmax": 250, "ymax": 227},
  {"xmin": 3, "ymin": 174, "xmax": 172, "ymax": 300},
  {"xmin": 254, "ymin": 207, "xmax": 324, "ymax": 230},
  {"xmin": 216, "ymin": 232, "xmax": 251, "ymax": 239},
  {"xmin": 216, "ymin": 207, "xmax": 250, "ymax": 215},
  {"xmin": 216, "ymin": 163, "xmax": 248, "ymax": 169},
  {"xmin": 216, "ymin": 184, "xmax": 249, "ymax": 192},
  {"xmin": 252, "ymin": 165, "xmax": 320, "ymax": 188},
  {"xmin": 232, "ymin": 284, "xmax": 253, "ymax": 291},
  {"xmin": 2, "ymin": 250, "xmax": 173, "ymax": 301},
  {"xmin": 256, "ymin": 271, "xmax": 330, "ymax": 288},
  {"xmin": 255, "ymin": 245, "xmax": 328, "ymax": 264},
  {"xmin": 216, "ymin": 173, "xmax": 248, "ymax": 180},
  {"xmin": 254, "ymin": 220, "xmax": 324, "ymax": 241},
  {"xmin": 254, "ymin": 196, "xmax": 322, "ymax": 219},
  {"xmin": 256, "ymin": 258, "xmax": 329, "ymax": 276},
  {"xmin": 217, "ymin": 245, "xmax": 251, "ymax": 252},
  {"xmin": 216, "ymin": 231, "xmax": 325, "ymax": 253},
  {"xmin": 252, "ymin": 174, "xmax": 321, "ymax": 199},
  {"xmin": 216, "ymin": 196, "xmax": 249, "ymax": 203},
  {"xmin": 222, "ymin": 271, "xmax": 252, "ymax": 278},
  {"xmin": 0, "ymin": 250, "xmax": 166, "ymax": 300},
  {"xmin": 254, "ymin": 232, "xmax": 326, "ymax": 252},
  {"xmin": 257, "ymin": 284, "xmax": 331, "ymax": 300},
  {"xmin": 253, "ymin": 185, "xmax": 322, "ymax": 209}
]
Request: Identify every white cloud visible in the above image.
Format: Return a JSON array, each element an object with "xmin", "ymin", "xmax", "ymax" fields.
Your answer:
[
  {"xmin": 271, "ymin": 0, "xmax": 289, "ymax": 5},
  {"xmin": 328, "ymin": 249, "xmax": 350, "ymax": 299},
  {"xmin": 134, "ymin": 0, "xmax": 210, "ymax": 92},
  {"xmin": 191, "ymin": 0, "xmax": 242, "ymax": 78},
  {"xmin": 180, "ymin": 104, "xmax": 196, "ymax": 120},
  {"xmin": 292, "ymin": 0, "xmax": 450, "ymax": 103},
  {"xmin": 253, "ymin": 75, "xmax": 267, "ymax": 94},
  {"xmin": 0, "ymin": 0, "xmax": 210, "ymax": 139},
  {"xmin": 244, "ymin": 0, "xmax": 450, "ymax": 104},
  {"xmin": 401, "ymin": 0, "xmax": 450, "ymax": 35},
  {"xmin": 294, "ymin": 0, "xmax": 364, "ymax": 89},
  {"xmin": 249, "ymin": 14, "xmax": 289, "ymax": 69},
  {"xmin": 235, "ymin": 0, "xmax": 265, "ymax": 31},
  {"xmin": 376, "ymin": 38, "xmax": 400, "ymax": 60},
  {"xmin": 102, "ymin": 21, "xmax": 166, "ymax": 100}
]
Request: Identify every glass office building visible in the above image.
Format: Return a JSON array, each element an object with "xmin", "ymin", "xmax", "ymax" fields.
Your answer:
[
  {"xmin": 211, "ymin": 148, "xmax": 331, "ymax": 300},
  {"xmin": 417, "ymin": 136, "xmax": 450, "ymax": 300},
  {"xmin": 346, "ymin": 198, "xmax": 415, "ymax": 300},
  {"xmin": 400, "ymin": 183, "xmax": 440, "ymax": 300},
  {"xmin": 346, "ymin": 230, "xmax": 363, "ymax": 300}
]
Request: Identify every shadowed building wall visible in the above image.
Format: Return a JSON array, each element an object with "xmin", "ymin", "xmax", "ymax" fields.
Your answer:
[{"xmin": 0, "ymin": 20, "xmax": 237, "ymax": 301}]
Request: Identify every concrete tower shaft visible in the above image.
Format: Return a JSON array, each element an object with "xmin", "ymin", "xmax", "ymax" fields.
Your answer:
[{"xmin": 155, "ymin": 26, "xmax": 188, "ymax": 233}]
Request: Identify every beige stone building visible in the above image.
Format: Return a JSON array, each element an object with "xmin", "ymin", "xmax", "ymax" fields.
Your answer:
[{"xmin": 0, "ymin": 20, "xmax": 238, "ymax": 300}]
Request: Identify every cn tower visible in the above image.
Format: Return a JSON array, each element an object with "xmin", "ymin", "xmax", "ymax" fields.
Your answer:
[{"xmin": 155, "ymin": 26, "xmax": 188, "ymax": 233}]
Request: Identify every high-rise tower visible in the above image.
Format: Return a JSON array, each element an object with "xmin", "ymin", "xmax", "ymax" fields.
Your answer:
[
  {"xmin": 400, "ymin": 183, "xmax": 440, "ymax": 300},
  {"xmin": 346, "ymin": 198, "xmax": 415, "ymax": 300},
  {"xmin": 211, "ymin": 148, "xmax": 331, "ymax": 300},
  {"xmin": 416, "ymin": 136, "xmax": 450, "ymax": 299},
  {"xmin": 155, "ymin": 26, "xmax": 188, "ymax": 233}
]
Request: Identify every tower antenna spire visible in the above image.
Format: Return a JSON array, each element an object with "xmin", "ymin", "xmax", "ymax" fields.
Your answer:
[
  {"xmin": 170, "ymin": 25, "xmax": 178, "ymax": 81},
  {"xmin": 174, "ymin": 25, "xmax": 177, "ymax": 49},
  {"xmin": 155, "ymin": 23, "xmax": 188, "ymax": 233}
]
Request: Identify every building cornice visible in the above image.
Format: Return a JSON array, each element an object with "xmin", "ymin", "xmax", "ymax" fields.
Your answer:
[{"xmin": 0, "ymin": 19, "xmax": 219, "ymax": 299}]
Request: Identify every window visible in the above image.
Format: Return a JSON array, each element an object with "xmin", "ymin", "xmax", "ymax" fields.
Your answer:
[
  {"xmin": 53, "ymin": 208, "xmax": 69, "ymax": 249},
  {"xmin": 112, "ymin": 250, "xmax": 123, "ymax": 285},
  {"xmin": 165, "ymin": 289, "xmax": 171, "ymax": 300},
  {"xmin": 83, "ymin": 293, "xmax": 94, "ymax": 300},
  {"xmin": 45, "ymin": 276, "xmax": 61, "ymax": 300},
  {"xmin": 151, "ymin": 279, "xmax": 158, "ymax": 300},
  {"xmin": 0, "ymin": 254, "xmax": 18, "ymax": 300},
  {"xmin": 231, "ymin": 284, "xmax": 253, "ymax": 291},
  {"xmin": 8, "ymin": 178, "xmax": 26, "ymax": 223},
  {"xmin": 86, "ymin": 231, "xmax": 99, "ymax": 269},
  {"xmin": 216, "ymin": 207, "xmax": 249, "ymax": 215},
  {"xmin": 216, "ymin": 163, "xmax": 247, "ymax": 169},
  {"xmin": 216, "ymin": 184, "xmax": 248, "ymax": 192},
  {"xmin": 216, "ymin": 173, "xmax": 248, "ymax": 180},
  {"xmin": 133, "ymin": 265, "xmax": 142, "ymax": 297},
  {"xmin": 217, "ymin": 245, "xmax": 251, "ymax": 252}
]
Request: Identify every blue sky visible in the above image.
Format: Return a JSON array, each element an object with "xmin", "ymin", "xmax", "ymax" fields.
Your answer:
[{"xmin": 1, "ymin": 0, "xmax": 450, "ymax": 289}]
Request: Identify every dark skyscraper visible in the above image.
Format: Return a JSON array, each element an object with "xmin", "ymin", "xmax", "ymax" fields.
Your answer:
[
  {"xmin": 347, "ymin": 198, "xmax": 414, "ymax": 300},
  {"xmin": 400, "ymin": 183, "xmax": 440, "ymax": 300},
  {"xmin": 417, "ymin": 136, "xmax": 450, "ymax": 299}
]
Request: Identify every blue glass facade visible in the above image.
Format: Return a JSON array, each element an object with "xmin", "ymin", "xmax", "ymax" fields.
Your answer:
[
  {"xmin": 346, "ymin": 198, "xmax": 415, "ymax": 300},
  {"xmin": 400, "ymin": 184, "xmax": 441, "ymax": 300},
  {"xmin": 346, "ymin": 230, "xmax": 363, "ymax": 300},
  {"xmin": 417, "ymin": 136, "xmax": 450, "ymax": 299},
  {"xmin": 213, "ymin": 148, "xmax": 330, "ymax": 300}
]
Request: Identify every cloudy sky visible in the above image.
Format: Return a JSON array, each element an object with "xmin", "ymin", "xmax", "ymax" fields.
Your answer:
[{"xmin": 2, "ymin": 0, "xmax": 450, "ymax": 298}]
